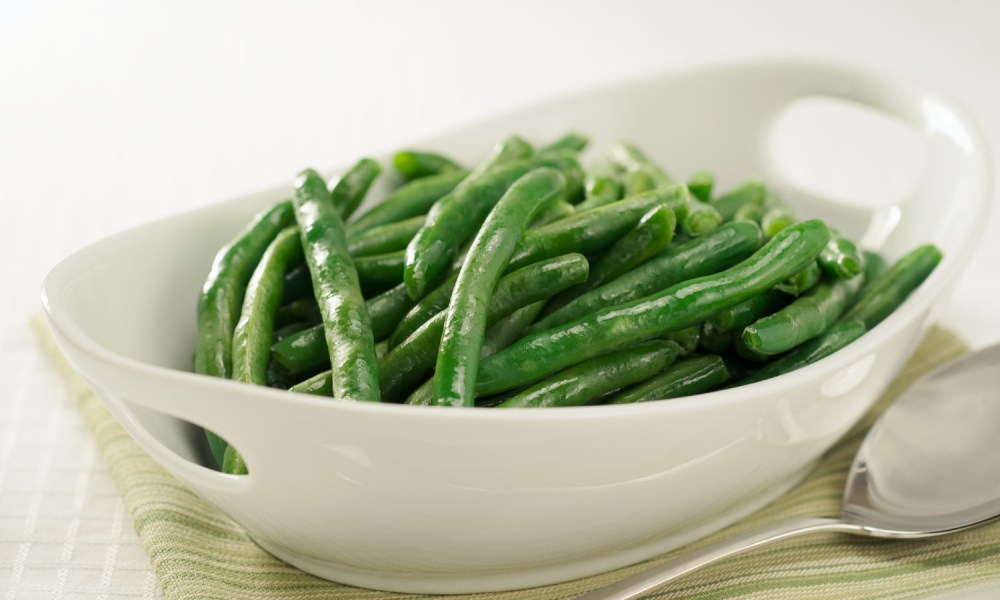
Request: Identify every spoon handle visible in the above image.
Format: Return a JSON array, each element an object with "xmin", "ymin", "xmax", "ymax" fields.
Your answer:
[{"xmin": 576, "ymin": 516, "xmax": 861, "ymax": 600}]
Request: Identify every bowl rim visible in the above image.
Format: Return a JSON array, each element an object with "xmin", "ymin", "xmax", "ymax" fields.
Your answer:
[{"xmin": 41, "ymin": 56, "xmax": 993, "ymax": 424}]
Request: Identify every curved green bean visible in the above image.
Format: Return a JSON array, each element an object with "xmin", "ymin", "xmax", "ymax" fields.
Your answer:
[
  {"xmin": 329, "ymin": 158, "xmax": 380, "ymax": 220},
  {"xmin": 392, "ymin": 150, "xmax": 462, "ymax": 180},
  {"xmin": 497, "ymin": 341, "xmax": 680, "ymax": 408},
  {"xmin": 347, "ymin": 216, "xmax": 424, "ymax": 257},
  {"xmin": 347, "ymin": 170, "xmax": 468, "ymax": 236},
  {"xmin": 609, "ymin": 355, "xmax": 729, "ymax": 404},
  {"xmin": 433, "ymin": 168, "xmax": 566, "ymax": 407},
  {"xmin": 475, "ymin": 220, "xmax": 831, "ymax": 396},
  {"xmin": 839, "ymin": 244, "xmax": 942, "ymax": 329}
]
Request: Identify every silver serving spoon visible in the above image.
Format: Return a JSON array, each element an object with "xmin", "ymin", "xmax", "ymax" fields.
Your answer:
[{"xmin": 579, "ymin": 342, "xmax": 1000, "ymax": 600}]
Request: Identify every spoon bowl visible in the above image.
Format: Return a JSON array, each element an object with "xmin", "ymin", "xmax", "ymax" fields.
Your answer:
[{"xmin": 581, "ymin": 341, "xmax": 1000, "ymax": 599}]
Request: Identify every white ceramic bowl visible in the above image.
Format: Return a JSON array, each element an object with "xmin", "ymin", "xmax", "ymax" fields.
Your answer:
[{"xmin": 42, "ymin": 60, "xmax": 991, "ymax": 594}]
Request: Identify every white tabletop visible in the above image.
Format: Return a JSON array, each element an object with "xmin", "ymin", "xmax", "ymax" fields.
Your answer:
[{"xmin": 2, "ymin": 1, "xmax": 999, "ymax": 597}]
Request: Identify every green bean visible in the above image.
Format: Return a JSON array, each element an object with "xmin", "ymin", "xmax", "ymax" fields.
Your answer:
[
  {"xmin": 195, "ymin": 201, "xmax": 295, "ymax": 382},
  {"xmin": 461, "ymin": 135, "xmax": 535, "ymax": 188},
  {"xmin": 346, "ymin": 216, "xmax": 424, "ymax": 257},
  {"xmin": 507, "ymin": 185, "xmax": 686, "ymax": 272},
  {"xmin": 194, "ymin": 201, "xmax": 296, "ymax": 470},
  {"xmin": 329, "ymin": 158, "xmax": 380, "ymax": 220},
  {"xmin": 475, "ymin": 219, "xmax": 831, "ymax": 396},
  {"xmin": 576, "ymin": 173, "xmax": 622, "ymax": 211},
  {"xmin": 347, "ymin": 170, "xmax": 468, "ymax": 236},
  {"xmin": 742, "ymin": 274, "xmax": 863, "ymax": 356},
  {"xmin": 232, "ymin": 226, "xmax": 304, "ymax": 386},
  {"xmin": 293, "ymin": 168, "xmax": 380, "ymax": 401},
  {"xmin": 662, "ymin": 325, "xmax": 701, "ymax": 355},
  {"xmin": 622, "ymin": 168, "xmax": 658, "ymax": 196},
  {"xmin": 839, "ymin": 244, "xmax": 942, "ymax": 330},
  {"xmin": 680, "ymin": 199, "xmax": 724, "ymax": 237},
  {"xmin": 862, "ymin": 250, "xmax": 888, "ymax": 284},
  {"xmin": 538, "ymin": 132, "xmax": 589, "ymax": 154},
  {"xmin": 687, "ymin": 171, "xmax": 714, "ymax": 202},
  {"xmin": 273, "ymin": 320, "xmax": 312, "ymax": 342},
  {"xmin": 699, "ymin": 330, "xmax": 734, "ymax": 354},
  {"xmin": 608, "ymin": 355, "xmax": 729, "ymax": 404},
  {"xmin": 404, "ymin": 152, "xmax": 583, "ymax": 299},
  {"xmin": 272, "ymin": 283, "xmax": 415, "ymax": 375},
  {"xmin": 377, "ymin": 253, "xmax": 589, "ymax": 403},
  {"xmin": 733, "ymin": 202, "xmax": 764, "ymax": 224},
  {"xmin": 819, "ymin": 231, "xmax": 865, "ymax": 280},
  {"xmin": 776, "ymin": 260, "xmax": 822, "ymax": 296},
  {"xmin": 529, "ymin": 199, "xmax": 575, "ymax": 228},
  {"xmin": 274, "ymin": 298, "xmax": 321, "ymax": 327},
  {"xmin": 403, "ymin": 302, "xmax": 545, "ymax": 406},
  {"xmin": 282, "ymin": 262, "xmax": 313, "ymax": 302},
  {"xmin": 711, "ymin": 181, "xmax": 766, "ymax": 221},
  {"xmin": 542, "ymin": 204, "xmax": 676, "ymax": 315},
  {"xmin": 760, "ymin": 206, "xmax": 795, "ymax": 238},
  {"xmin": 702, "ymin": 289, "xmax": 789, "ymax": 336},
  {"xmin": 288, "ymin": 371, "xmax": 331, "ymax": 395},
  {"xmin": 388, "ymin": 271, "xmax": 459, "ymax": 349},
  {"xmin": 354, "ymin": 250, "xmax": 405, "ymax": 297},
  {"xmin": 497, "ymin": 341, "xmax": 680, "ymax": 408},
  {"xmin": 608, "ymin": 142, "xmax": 672, "ymax": 185},
  {"xmin": 366, "ymin": 283, "xmax": 416, "ymax": 341},
  {"xmin": 735, "ymin": 319, "xmax": 867, "ymax": 386},
  {"xmin": 222, "ymin": 226, "xmax": 304, "ymax": 474},
  {"xmin": 527, "ymin": 221, "xmax": 763, "ymax": 334},
  {"xmin": 392, "ymin": 150, "xmax": 463, "ymax": 180},
  {"xmin": 433, "ymin": 169, "xmax": 566, "ymax": 407}
]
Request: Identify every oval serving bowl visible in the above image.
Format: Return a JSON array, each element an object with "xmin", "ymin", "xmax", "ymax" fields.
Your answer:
[{"xmin": 41, "ymin": 60, "xmax": 990, "ymax": 594}]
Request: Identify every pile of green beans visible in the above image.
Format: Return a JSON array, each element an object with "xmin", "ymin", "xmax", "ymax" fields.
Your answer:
[{"xmin": 193, "ymin": 133, "xmax": 943, "ymax": 474}]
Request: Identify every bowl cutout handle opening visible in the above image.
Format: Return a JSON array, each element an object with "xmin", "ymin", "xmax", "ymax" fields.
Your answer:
[{"xmin": 759, "ymin": 66, "xmax": 987, "ymax": 252}]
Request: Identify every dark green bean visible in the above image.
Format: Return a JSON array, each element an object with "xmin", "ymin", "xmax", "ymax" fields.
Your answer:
[
  {"xmin": 388, "ymin": 271, "xmax": 459, "ymax": 349},
  {"xmin": 195, "ymin": 201, "xmax": 295, "ymax": 382},
  {"xmin": 347, "ymin": 170, "xmax": 468, "ymax": 236},
  {"xmin": 608, "ymin": 355, "xmax": 729, "ymax": 404},
  {"xmin": 275, "ymin": 298, "xmax": 321, "ymax": 327},
  {"xmin": 529, "ymin": 199, "xmax": 575, "ymax": 228},
  {"xmin": 542, "ymin": 203, "xmax": 676, "ymax": 315},
  {"xmin": 366, "ymin": 284, "xmax": 416, "ymax": 341},
  {"xmin": 662, "ymin": 325, "xmax": 701, "ymax": 355},
  {"xmin": 378, "ymin": 253, "xmax": 589, "ymax": 403},
  {"xmin": 507, "ymin": 185, "xmax": 685, "ymax": 272},
  {"xmin": 475, "ymin": 220, "xmax": 831, "ymax": 396},
  {"xmin": 293, "ymin": 168, "xmax": 380, "ymax": 401},
  {"xmin": 354, "ymin": 250, "xmax": 405, "ymax": 297},
  {"xmin": 742, "ymin": 274, "xmax": 863, "ymax": 356},
  {"xmin": 223, "ymin": 226, "xmax": 304, "ymax": 474},
  {"xmin": 346, "ymin": 216, "xmax": 424, "ymax": 257},
  {"xmin": 403, "ymin": 302, "xmax": 545, "ymax": 406},
  {"xmin": 776, "ymin": 261, "xmax": 822, "ymax": 296},
  {"xmin": 404, "ymin": 152, "xmax": 583, "ymax": 299},
  {"xmin": 839, "ymin": 244, "xmax": 942, "ymax": 330},
  {"xmin": 282, "ymin": 262, "xmax": 313, "ymax": 302},
  {"xmin": 735, "ymin": 319, "xmax": 867, "ymax": 386},
  {"xmin": 699, "ymin": 330, "xmax": 734, "ymax": 354},
  {"xmin": 433, "ymin": 169, "xmax": 566, "ymax": 407},
  {"xmin": 231, "ymin": 226, "xmax": 304, "ymax": 386},
  {"xmin": 702, "ymin": 289, "xmax": 789, "ymax": 336},
  {"xmin": 329, "ymin": 158, "xmax": 380, "ymax": 220},
  {"xmin": 819, "ymin": 231, "xmax": 865, "ymax": 280},
  {"xmin": 527, "ymin": 221, "xmax": 763, "ymax": 334},
  {"xmin": 392, "ymin": 150, "xmax": 463, "ymax": 180},
  {"xmin": 497, "ymin": 341, "xmax": 680, "ymax": 408},
  {"xmin": 272, "ymin": 283, "xmax": 415, "ymax": 375}
]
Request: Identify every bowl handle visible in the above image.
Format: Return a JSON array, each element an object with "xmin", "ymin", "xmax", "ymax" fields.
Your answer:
[{"xmin": 756, "ymin": 61, "xmax": 990, "ymax": 250}]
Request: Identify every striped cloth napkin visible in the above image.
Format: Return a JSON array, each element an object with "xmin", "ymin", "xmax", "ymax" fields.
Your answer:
[{"xmin": 34, "ymin": 318, "xmax": 1000, "ymax": 599}]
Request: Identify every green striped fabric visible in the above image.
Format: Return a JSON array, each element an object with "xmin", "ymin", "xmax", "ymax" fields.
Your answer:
[{"xmin": 34, "ymin": 318, "xmax": 1000, "ymax": 599}]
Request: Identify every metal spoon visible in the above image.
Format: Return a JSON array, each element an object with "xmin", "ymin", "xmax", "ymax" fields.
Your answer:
[{"xmin": 579, "ymin": 342, "xmax": 1000, "ymax": 600}]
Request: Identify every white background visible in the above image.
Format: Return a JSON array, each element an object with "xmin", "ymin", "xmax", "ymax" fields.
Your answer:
[{"xmin": 2, "ymin": 1, "xmax": 998, "ymax": 597}]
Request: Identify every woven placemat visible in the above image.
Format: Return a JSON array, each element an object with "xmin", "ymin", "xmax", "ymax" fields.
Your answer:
[{"xmin": 33, "ymin": 317, "xmax": 1000, "ymax": 599}]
